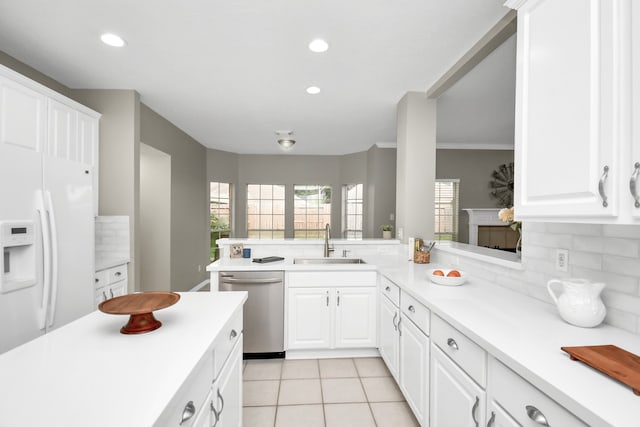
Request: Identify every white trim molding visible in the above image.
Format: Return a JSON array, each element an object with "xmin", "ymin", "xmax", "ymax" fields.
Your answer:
[
  {"xmin": 436, "ymin": 142, "xmax": 514, "ymax": 150},
  {"xmin": 375, "ymin": 142, "xmax": 397, "ymax": 149},
  {"xmin": 504, "ymin": 0, "xmax": 528, "ymax": 10}
]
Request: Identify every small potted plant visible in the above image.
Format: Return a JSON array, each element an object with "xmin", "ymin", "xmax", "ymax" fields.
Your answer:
[{"xmin": 382, "ymin": 224, "xmax": 393, "ymax": 239}]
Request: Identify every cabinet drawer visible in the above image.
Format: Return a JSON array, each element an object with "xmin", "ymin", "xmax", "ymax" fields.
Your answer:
[
  {"xmin": 400, "ymin": 291, "xmax": 430, "ymax": 335},
  {"xmin": 379, "ymin": 275, "xmax": 400, "ymax": 306},
  {"xmin": 489, "ymin": 358, "xmax": 587, "ymax": 427},
  {"xmin": 288, "ymin": 271, "xmax": 376, "ymax": 287},
  {"xmin": 108, "ymin": 264, "xmax": 127, "ymax": 284},
  {"xmin": 213, "ymin": 307, "xmax": 243, "ymax": 378},
  {"xmin": 154, "ymin": 351, "xmax": 214, "ymax": 427},
  {"xmin": 431, "ymin": 314, "xmax": 487, "ymax": 387},
  {"xmin": 94, "ymin": 270, "xmax": 108, "ymax": 290}
]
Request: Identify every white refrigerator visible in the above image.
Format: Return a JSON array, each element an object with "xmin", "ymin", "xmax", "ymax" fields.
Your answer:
[{"xmin": 0, "ymin": 142, "xmax": 94, "ymax": 354}]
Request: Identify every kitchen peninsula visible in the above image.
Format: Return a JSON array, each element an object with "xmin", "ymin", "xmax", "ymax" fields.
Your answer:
[
  {"xmin": 209, "ymin": 239, "xmax": 639, "ymax": 426},
  {"xmin": 0, "ymin": 292, "xmax": 247, "ymax": 426}
]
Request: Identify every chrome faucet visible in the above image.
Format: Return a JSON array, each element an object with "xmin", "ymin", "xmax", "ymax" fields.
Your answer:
[{"xmin": 323, "ymin": 223, "xmax": 334, "ymax": 257}]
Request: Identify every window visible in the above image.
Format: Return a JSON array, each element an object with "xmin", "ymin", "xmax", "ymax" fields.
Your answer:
[
  {"xmin": 247, "ymin": 184, "xmax": 285, "ymax": 239},
  {"xmin": 294, "ymin": 185, "xmax": 332, "ymax": 239},
  {"xmin": 342, "ymin": 184, "xmax": 363, "ymax": 239},
  {"xmin": 210, "ymin": 182, "xmax": 232, "ymax": 260},
  {"xmin": 434, "ymin": 179, "xmax": 460, "ymax": 241}
]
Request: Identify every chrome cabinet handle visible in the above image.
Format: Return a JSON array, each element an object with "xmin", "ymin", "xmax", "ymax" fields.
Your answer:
[
  {"xmin": 217, "ymin": 388, "xmax": 225, "ymax": 416},
  {"xmin": 447, "ymin": 338, "xmax": 459, "ymax": 350},
  {"xmin": 392, "ymin": 312, "xmax": 398, "ymax": 331},
  {"xmin": 326, "ymin": 290, "xmax": 330, "ymax": 306},
  {"xmin": 179, "ymin": 400, "xmax": 195, "ymax": 425},
  {"xmin": 397, "ymin": 317, "xmax": 402, "ymax": 336},
  {"xmin": 211, "ymin": 400, "xmax": 220, "ymax": 427},
  {"xmin": 102, "ymin": 291, "xmax": 108, "ymax": 301},
  {"xmin": 115, "ymin": 271, "xmax": 122, "ymax": 277},
  {"xmin": 526, "ymin": 405, "xmax": 550, "ymax": 426},
  {"xmin": 229, "ymin": 329, "xmax": 238, "ymax": 340},
  {"xmin": 337, "ymin": 290, "xmax": 340, "ymax": 306},
  {"xmin": 385, "ymin": 286, "xmax": 390, "ymax": 292},
  {"xmin": 109, "ymin": 288, "xmax": 114, "ymax": 298},
  {"xmin": 95, "ymin": 278, "xmax": 99, "ymax": 283},
  {"xmin": 598, "ymin": 165, "xmax": 609, "ymax": 207},
  {"xmin": 630, "ymin": 162, "xmax": 640, "ymax": 208},
  {"xmin": 471, "ymin": 396, "xmax": 479, "ymax": 427},
  {"xmin": 408, "ymin": 305, "xmax": 415, "ymax": 313},
  {"xmin": 486, "ymin": 411, "xmax": 495, "ymax": 427}
]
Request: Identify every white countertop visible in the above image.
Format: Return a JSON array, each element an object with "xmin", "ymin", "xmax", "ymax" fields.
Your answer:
[
  {"xmin": 0, "ymin": 292, "xmax": 247, "ymax": 427},
  {"xmin": 379, "ymin": 260, "xmax": 639, "ymax": 427},
  {"xmin": 209, "ymin": 250, "xmax": 639, "ymax": 426}
]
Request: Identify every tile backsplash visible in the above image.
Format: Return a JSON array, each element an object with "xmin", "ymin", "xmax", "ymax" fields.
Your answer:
[
  {"xmin": 95, "ymin": 216, "xmax": 130, "ymax": 261},
  {"xmin": 434, "ymin": 222, "xmax": 640, "ymax": 334}
]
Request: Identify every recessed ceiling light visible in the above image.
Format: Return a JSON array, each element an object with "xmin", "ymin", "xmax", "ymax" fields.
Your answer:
[
  {"xmin": 100, "ymin": 33, "xmax": 126, "ymax": 47},
  {"xmin": 308, "ymin": 39, "xmax": 329, "ymax": 53},
  {"xmin": 306, "ymin": 86, "xmax": 321, "ymax": 95}
]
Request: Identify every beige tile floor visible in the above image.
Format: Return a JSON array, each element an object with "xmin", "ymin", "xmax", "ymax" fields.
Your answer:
[{"xmin": 242, "ymin": 357, "xmax": 419, "ymax": 427}]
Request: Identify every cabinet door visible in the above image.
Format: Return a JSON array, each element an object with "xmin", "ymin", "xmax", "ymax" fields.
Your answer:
[
  {"xmin": 77, "ymin": 111, "xmax": 99, "ymax": 214},
  {"xmin": 287, "ymin": 287, "xmax": 331, "ymax": 349},
  {"xmin": 630, "ymin": 0, "xmax": 640, "ymax": 219},
  {"xmin": 109, "ymin": 280, "xmax": 128, "ymax": 299},
  {"xmin": 48, "ymin": 99, "xmax": 78, "ymax": 162},
  {"xmin": 513, "ymin": 0, "xmax": 621, "ymax": 219},
  {"xmin": 378, "ymin": 294, "xmax": 400, "ymax": 381},
  {"xmin": 334, "ymin": 287, "xmax": 377, "ymax": 348},
  {"xmin": 486, "ymin": 400, "xmax": 519, "ymax": 427},
  {"xmin": 0, "ymin": 76, "xmax": 47, "ymax": 152},
  {"xmin": 399, "ymin": 316, "xmax": 429, "ymax": 426},
  {"xmin": 430, "ymin": 345, "xmax": 485, "ymax": 427},
  {"xmin": 192, "ymin": 389, "xmax": 214, "ymax": 427},
  {"xmin": 213, "ymin": 337, "xmax": 243, "ymax": 427}
]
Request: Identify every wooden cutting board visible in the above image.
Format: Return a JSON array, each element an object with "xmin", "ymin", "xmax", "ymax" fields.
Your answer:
[{"xmin": 561, "ymin": 345, "xmax": 640, "ymax": 395}]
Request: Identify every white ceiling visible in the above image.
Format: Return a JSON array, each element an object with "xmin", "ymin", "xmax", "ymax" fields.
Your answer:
[{"xmin": 0, "ymin": 0, "xmax": 511, "ymax": 155}]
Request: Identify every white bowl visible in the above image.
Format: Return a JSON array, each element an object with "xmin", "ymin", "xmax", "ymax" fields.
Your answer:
[{"xmin": 428, "ymin": 269, "xmax": 467, "ymax": 286}]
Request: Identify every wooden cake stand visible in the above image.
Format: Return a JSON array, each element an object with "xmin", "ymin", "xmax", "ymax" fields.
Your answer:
[{"xmin": 98, "ymin": 292, "xmax": 180, "ymax": 334}]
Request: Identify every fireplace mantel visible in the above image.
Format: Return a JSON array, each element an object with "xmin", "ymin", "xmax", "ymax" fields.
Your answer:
[{"xmin": 463, "ymin": 209, "xmax": 506, "ymax": 245}]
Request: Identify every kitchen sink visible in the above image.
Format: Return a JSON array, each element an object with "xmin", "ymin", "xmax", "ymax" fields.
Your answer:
[{"xmin": 293, "ymin": 258, "xmax": 367, "ymax": 265}]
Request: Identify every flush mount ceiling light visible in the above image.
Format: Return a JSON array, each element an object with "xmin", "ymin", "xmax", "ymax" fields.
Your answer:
[
  {"xmin": 275, "ymin": 130, "xmax": 296, "ymax": 150},
  {"xmin": 100, "ymin": 33, "xmax": 126, "ymax": 47},
  {"xmin": 306, "ymin": 86, "xmax": 321, "ymax": 95},
  {"xmin": 308, "ymin": 38, "xmax": 329, "ymax": 53}
]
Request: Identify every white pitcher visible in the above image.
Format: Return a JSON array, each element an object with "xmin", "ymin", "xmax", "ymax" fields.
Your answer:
[{"xmin": 547, "ymin": 278, "xmax": 606, "ymax": 327}]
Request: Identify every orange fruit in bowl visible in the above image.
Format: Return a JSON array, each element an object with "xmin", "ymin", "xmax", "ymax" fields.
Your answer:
[
  {"xmin": 433, "ymin": 270, "xmax": 445, "ymax": 276},
  {"xmin": 447, "ymin": 270, "xmax": 461, "ymax": 277}
]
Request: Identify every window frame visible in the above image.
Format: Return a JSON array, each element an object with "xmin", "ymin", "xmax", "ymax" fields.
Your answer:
[
  {"xmin": 342, "ymin": 183, "xmax": 364, "ymax": 240},
  {"xmin": 246, "ymin": 183, "xmax": 286, "ymax": 239},
  {"xmin": 434, "ymin": 178, "xmax": 460, "ymax": 241}
]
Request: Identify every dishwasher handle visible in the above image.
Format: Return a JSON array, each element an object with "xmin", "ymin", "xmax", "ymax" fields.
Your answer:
[{"xmin": 219, "ymin": 277, "xmax": 283, "ymax": 285}]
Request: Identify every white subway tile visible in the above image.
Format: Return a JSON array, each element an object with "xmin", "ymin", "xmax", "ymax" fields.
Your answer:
[
  {"xmin": 603, "ymin": 224, "xmax": 640, "ymax": 239},
  {"xmin": 572, "ymin": 236, "xmax": 604, "ymax": 253},
  {"xmin": 601, "ymin": 290, "xmax": 640, "ymax": 315},
  {"xmin": 570, "ymin": 267, "xmax": 639, "ymax": 295},
  {"xmin": 603, "ymin": 308, "xmax": 638, "ymax": 334},
  {"xmin": 603, "ymin": 238, "xmax": 640, "ymax": 258},
  {"xmin": 569, "ymin": 251, "xmax": 602, "ymax": 270},
  {"xmin": 524, "ymin": 232, "xmax": 573, "ymax": 249},
  {"xmin": 603, "ymin": 255, "xmax": 640, "ymax": 277},
  {"xmin": 545, "ymin": 223, "xmax": 602, "ymax": 236},
  {"xmin": 522, "ymin": 244, "xmax": 552, "ymax": 261}
]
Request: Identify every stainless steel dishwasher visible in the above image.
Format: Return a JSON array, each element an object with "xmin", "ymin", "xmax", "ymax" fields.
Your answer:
[{"xmin": 219, "ymin": 271, "xmax": 284, "ymax": 359}]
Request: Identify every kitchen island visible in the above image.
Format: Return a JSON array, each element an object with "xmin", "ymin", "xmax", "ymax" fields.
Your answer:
[{"xmin": 0, "ymin": 291, "xmax": 247, "ymax": 426}]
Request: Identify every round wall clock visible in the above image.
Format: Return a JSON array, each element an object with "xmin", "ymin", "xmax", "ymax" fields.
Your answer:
[{"xmin": 490, "ymin": 162, "xmax": 514, "ymax": 207}]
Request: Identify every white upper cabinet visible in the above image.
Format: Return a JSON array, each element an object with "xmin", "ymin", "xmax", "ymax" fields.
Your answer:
[
  {"xmin": 48, "ymin": 99, "xmax": 78, "ymax": 161},
  {"xmin": 0, "ymin": 76, "xmax": 47, "ymax": 152},
  {"xmin": 630, "ymin": 0, "xmax": 640, "ymax": 219},
  {"xmin": 508, "ymin": 0, "xmax": 638, "ymax": 223}
]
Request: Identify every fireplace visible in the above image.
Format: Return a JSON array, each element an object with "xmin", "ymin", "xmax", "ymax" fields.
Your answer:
[{"xmin": 463, "ymin": 209, "xmax": 518, "ymax": 250}]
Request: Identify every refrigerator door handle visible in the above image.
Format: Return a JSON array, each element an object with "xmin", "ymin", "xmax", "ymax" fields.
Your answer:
[
  {"xmin": 35, "ymin": 190, "xmax": 52, "ymax": 330},
  {"xmin": 44, "ymin": 191, "xmax": 59, "ymax": 328}
]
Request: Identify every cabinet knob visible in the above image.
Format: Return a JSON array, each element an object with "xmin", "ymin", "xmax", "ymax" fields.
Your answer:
[
  {"xmin": 385, "ymin": 286, "xmax": 391, "ymax": 292},
  {"xmin": 229, "ymin": 329, "xmax": 238, "ymax": 340},
  {"xmin": 630, "ymin": 162, "xmax": 640, "ymax": 208},
  {"xmin": 526, "ymin": 405, "xmax": 550, "ymax": 426},
  {"xmin": 179, "ymin": 400, "xmax": 195, "ymax": 425},
  {"xmin": 115, "ymin": 271, "xmax": 122, "ymax": 277},
  {"xmin": 408, "ymin": 305, "xmax": 415, "ymax": 313},
  {"xmin": 598, "ymin": 165, "xmax": 609, "ymax": 207},
  {"xmin": 447, "ymin": 338, "xmax": 459, "ymax": 350}
]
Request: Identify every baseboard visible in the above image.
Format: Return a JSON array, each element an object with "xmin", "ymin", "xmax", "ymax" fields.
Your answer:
[{"xmin": 285, "ymin": 348, "xmax": 381, "ymax": 360}]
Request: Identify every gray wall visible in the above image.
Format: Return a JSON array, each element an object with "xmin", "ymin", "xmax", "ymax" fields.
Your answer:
[
  {"xmin": 140, "ymin": 105, "xmax": 209, "ymax": 292},
  {"xmin": 366, "ymin": 145, "xmax": 397, "ymax": 238},
  {"xmin": 436, "ymin": 149, "xmax": 515, "ymax": 243}
]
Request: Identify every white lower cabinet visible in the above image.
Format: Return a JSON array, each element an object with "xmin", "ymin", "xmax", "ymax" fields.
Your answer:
[
  {"xmin": 430, "ymin": 345, "xmax": 486, "ymax": 427},
  {"xmin": 202, "ymin": 337, "xmax": 243, "ymax": 427},
  {"xmin": 378, "ymin": 291, "xmax": 400, "ymax": 380},
  {"xmin": 486, "ymin": 400, "xmax": 519, "ymax": 427},
  {"xmin": 286, "ymin": 271, "xmax": 377, "ymax": 350},
  {"xmin": 94, "ymin": 263, "xmax": 128, "ymax": 308},
  {"xmin": 399, "ymin": 314, "xmax": 429, "ymax": 426}
]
